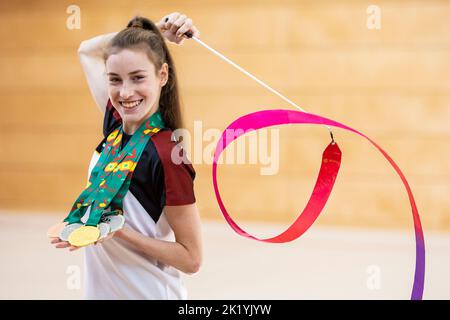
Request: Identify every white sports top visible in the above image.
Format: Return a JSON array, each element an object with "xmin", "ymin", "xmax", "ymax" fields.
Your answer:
[{"xmin": 81, "ymin": 151, "xmax": 188, "ymax": 300}]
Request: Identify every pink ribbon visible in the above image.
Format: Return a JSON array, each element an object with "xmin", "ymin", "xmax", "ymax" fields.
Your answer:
[{"xmin": 212, "ymin": 109, "xmax": 425, "ymax": 300}]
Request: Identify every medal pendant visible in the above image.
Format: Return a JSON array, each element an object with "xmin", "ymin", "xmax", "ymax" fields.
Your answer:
[
  {"xmin": 68, "ymin": 225, "xmax": 100, "ymax": 247},
  {"xmin": 59, "ymin": 223, "xmax": 83, "ymax": 241}
]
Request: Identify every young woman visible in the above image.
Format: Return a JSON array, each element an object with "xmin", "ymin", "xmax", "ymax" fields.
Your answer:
[{"xmin": 50, "ymin": 12, "xmax": 202, "ymax": 300}]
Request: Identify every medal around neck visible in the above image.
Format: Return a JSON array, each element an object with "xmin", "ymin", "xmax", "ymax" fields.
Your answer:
[
  {"xmin": 68, "ymin": 225, "xmax": 101, "ymax": 247},
  {"xmin": 106, "ymin": 214, "xmax": 125, "ymax": 233},
  {"xmin": 98, "ymin": 222, "xmax": 111, "ymax": 240},
  {"xmin": 59, "ymin": 223, "xmax": 83, "ymax": 241},
  {"xmin": 47, "ymin": 111, "xmax": 165, "ymax": 247}
]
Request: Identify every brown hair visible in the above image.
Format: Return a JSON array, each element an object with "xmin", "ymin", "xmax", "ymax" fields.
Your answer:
[{"xmin": 104, "ymin": 16, "xmax": 183, "ymax": 131}]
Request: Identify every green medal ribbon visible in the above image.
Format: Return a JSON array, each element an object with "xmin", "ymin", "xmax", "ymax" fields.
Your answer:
[{"xmin": 64, "ymin": 111, "xmax": 165, "ymax": 227}]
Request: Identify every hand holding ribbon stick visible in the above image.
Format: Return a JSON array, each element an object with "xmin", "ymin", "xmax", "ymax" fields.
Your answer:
[{"xmin": 156, "ymin": 12, "xmax": 200, "ymax": 45}]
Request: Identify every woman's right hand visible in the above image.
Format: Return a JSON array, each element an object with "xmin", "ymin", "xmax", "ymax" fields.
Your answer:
[{"xmin": 156, "ymin": 12, "xmax": 200, "ymax": 45}]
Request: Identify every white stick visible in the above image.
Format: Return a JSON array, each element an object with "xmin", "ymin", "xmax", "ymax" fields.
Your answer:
[{"xmin": 189, "ymin": 36, "xmax": 333, "ymax": 135}]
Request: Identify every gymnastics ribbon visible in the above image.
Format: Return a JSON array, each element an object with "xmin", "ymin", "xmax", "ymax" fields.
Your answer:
[
  {"xmin": 184, "ymin": 32, "xmax": 425, "ymax": 299},
  {"xmin": 211, "ymin": 109, "xmax": 425, "ymax": 300}
]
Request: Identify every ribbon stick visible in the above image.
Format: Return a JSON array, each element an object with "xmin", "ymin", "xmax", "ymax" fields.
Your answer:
[
  {"xmin": 185, "ymin": 32, "xmax": 425, "ymax": 300},
  {"xmin": 187, "ymin": 34, "xmax": 333, "ymax": 135}
]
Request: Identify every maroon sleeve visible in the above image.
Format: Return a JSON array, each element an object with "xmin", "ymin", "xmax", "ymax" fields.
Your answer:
[{"xmin": 152, "ymin": 130, "xmax": 196, "ymax": 206}]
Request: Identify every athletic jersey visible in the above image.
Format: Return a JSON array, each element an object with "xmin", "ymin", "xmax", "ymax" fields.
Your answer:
[{"xmin": 81, "ymin": 100, "xmax": 196, "ymax": 300}]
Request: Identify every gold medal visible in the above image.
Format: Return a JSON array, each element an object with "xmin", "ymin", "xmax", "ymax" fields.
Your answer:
[
  {"xmin": 47, "ymin": 222, "xmax": 68, "ymax": 238},
  {"xmin": 68, "ymin": 225, "xmax": 100, "ymax": 247}
]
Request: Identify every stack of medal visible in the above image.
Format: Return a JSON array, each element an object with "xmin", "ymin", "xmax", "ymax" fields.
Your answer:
[
  {"xmin": 47, "ymin": 127, "xmax": 140, "ymax": 247},
  {"xmin": 46, "ymin": 126, "xmax": 130, "ymax": 247},
  {"xmin": 47, "ymin": 211, "xmax": 125, "ymax": 247},
  {"xmin": 47, "ymin": 113, "xmax": 164, "ymax": 248}
]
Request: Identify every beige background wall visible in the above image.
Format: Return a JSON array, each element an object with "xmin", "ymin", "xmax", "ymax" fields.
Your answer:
[{"xmin": 0, "ymin": 0, "xmax": 449, "ymax": 231}]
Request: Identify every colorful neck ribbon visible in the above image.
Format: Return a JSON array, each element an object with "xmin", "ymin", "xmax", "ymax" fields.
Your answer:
[{"xmin": 63, "ymin": 111, "xmax": 165, "ymax": 227}]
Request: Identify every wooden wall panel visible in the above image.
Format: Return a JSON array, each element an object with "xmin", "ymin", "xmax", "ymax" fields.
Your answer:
[{"xmin": 0, "ymin": 0, "xmax": 449, "ymax": 231}]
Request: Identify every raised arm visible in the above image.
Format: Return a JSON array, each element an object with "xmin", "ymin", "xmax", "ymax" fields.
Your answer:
[
  {"xmin": 78, "ymin": 32, "xmax": 117, "ymax": 113},
  {"xmin": 78, "ymin": 13, "xmax": 200, "ymax": 113}
]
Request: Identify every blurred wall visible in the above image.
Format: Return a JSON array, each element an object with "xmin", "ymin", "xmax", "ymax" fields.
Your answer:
[{"xmin": 0, "ymin": 0, "xmax": 449, "ymax": 231}]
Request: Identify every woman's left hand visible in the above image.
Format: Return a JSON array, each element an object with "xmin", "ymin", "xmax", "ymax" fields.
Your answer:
[
  {"xmin": 156, "ymin": 12, "xmax": 201, "ymax": 45},
  {"xmin": 50, "ymin": 229, "xmax": 122, "ymax": 251},
  {"xmin": 50, "ymin": 237, "xmax": 81, "ymax": 252}
]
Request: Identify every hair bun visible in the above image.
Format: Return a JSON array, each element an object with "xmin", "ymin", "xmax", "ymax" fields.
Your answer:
[{"xmin": 127, "ymin": 16, "xmax": 154, "ymax": 31}]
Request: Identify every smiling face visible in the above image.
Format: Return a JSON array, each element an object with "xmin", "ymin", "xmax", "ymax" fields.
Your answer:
[{"xmin": 106, "ymin": 48, "xmax": 168, "ymax": 134}]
